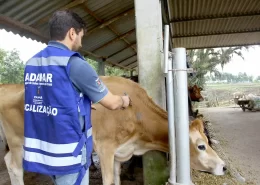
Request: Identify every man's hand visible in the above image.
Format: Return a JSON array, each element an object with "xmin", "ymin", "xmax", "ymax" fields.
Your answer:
[
  {"xmin": 121, "ymin": 95, "xmax": 131, "ymax": 108},
  {"xmin": 99, "ymin": 91, "xmax": 132, "ymax": 110}
]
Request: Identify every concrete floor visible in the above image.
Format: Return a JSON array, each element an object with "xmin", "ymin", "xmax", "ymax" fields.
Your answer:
[{"xmin": 201, "ymin": 107, "xmax": 260, "ymax": 184}]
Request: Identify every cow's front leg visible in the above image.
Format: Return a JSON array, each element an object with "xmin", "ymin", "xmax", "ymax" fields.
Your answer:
[
  {"xmin": 113, "ymin": 160, "xmax": 121, "ymax": 185},
  {"xmin": 96, "ymin": 145, "xmax": 115, "ymax": 185},
  {"xmin": 5, "ymin": 148, "xmax": 24, "ymax": 185}
]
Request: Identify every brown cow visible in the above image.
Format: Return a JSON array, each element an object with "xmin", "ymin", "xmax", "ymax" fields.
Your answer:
[
  {"xmin": 0, "ymin": 76, "xmax": 226, "ymax": 185},
  {"xmin": 188, "ymin": 85, "xmax": 204, "ymax": 102}
]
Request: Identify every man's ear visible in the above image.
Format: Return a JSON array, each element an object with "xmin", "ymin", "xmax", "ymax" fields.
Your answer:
[{"xmin": 68, "ymin": 28, "xmax": 76, "ymax": 40}]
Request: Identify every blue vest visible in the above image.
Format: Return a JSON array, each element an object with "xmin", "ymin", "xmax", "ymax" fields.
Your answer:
[{"xmin": 23, "ymin": 45, "xmax": 93, "ymax": 185}]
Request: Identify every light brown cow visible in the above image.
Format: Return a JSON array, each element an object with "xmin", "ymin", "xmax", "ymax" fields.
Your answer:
[{"xmin": 0, "ymin": 76, "xmax": 226, "ymax": 185}]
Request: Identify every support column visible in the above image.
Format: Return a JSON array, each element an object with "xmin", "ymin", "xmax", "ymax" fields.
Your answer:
[
  {"xmin": 134, "ymin": 0, "xmax": 168, "ymax": 185},
  {"xmin": 98, "ymin": 58, "xmax": 105, "ymax": 75},
  {"xmin": 173, "ymin": 48, "xmax": 191, "ymax": 184}
]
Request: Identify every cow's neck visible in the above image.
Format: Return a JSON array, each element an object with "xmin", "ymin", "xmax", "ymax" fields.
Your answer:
[{"xmin": 137, "ymin": 101, "xmax": 169, "ymax": 152}]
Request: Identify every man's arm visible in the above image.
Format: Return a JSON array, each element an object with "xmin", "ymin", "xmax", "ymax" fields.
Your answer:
[
  {"xmin": 99, "ymin": 91, "xmax": 130, "ymax": 109},
  {"xmin": 69, "ymin": 57, "xmax": 130, "ymax": 110}
]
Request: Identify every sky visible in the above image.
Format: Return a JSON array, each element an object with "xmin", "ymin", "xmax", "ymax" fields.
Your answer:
[{"xmin": 0, "ymin": 29, "xmax": 259, "ymax": 78}]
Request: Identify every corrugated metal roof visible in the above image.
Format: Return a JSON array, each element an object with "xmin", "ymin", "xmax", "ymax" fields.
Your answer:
[
  {"xmin": 0, "ymin": 0, "xmax": 260, "ymax": 70},
  {"xmin": 168, "ymin": 0, "xmax": 260, "ymax": 49},
  {"xmin": 174, "ymin": 32, "xmax": 260, "ymax": 49},
  {"xmin": 173, "ymin": 15, "xmax": 260, "ymax": 37},
  {"xmin": 169, "ymin": 0, "xmax": 260, "ymax": 21}
]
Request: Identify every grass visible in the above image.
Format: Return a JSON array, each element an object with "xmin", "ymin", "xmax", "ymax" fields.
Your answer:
[{"xmin": 197, "ymin": 83, "xmax": 260, "ymax": 108}]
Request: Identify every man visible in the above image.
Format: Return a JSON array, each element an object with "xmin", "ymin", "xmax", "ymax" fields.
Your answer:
[{"xmin": 23, "ymin": 10, "xmax": 131, "ymax": 185}]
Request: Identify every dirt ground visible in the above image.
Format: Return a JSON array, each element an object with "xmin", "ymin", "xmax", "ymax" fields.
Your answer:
[{"xmin": 200, "ymin": 107, "xmax": 260, "ymax": 184}]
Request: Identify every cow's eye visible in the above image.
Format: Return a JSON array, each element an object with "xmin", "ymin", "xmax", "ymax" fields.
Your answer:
[{"xmin": 198, "ymin": 145, "xmax": 206, "ymax": 151}]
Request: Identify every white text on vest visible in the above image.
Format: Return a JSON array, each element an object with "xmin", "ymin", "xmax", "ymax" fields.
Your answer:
[{"xmin": 25, "ymin": 104, "xmax": 58, "ymax": 116}]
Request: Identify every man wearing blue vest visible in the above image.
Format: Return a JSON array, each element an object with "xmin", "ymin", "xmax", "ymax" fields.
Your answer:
[{"xmin": 23, "ymin": 10, "xmax": 131, "ymax": 185}]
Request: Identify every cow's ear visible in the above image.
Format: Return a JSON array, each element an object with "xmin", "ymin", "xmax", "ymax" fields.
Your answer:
[
  {"xmin": 190, "ymin": 119, "xmax": 204, "ymax": 133},
  {"xmin": 199, "ymin": 87, "xmax": 203, "ymax": 91}
]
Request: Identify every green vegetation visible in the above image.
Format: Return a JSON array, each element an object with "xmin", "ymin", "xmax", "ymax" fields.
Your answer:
[{"xmin": 0, "ymin": 48, "xmax": 25, "ymax": 84}]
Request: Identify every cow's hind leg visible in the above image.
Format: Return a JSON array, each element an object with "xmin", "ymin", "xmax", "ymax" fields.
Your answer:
[{"xmin": 4, "ymin": 148, "xmax": 24, "ymax": 185}]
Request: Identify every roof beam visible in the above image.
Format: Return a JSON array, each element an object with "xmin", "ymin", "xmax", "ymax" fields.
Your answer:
[
  {"xmin": 83, "ymin": 4, "xmax": 102, "ymax": 22},
  {"xmin": 171, "ymin": 12, "xmax": 260, "ymax": 23},
  {"xmin": 125, "ymin": 60, "xmax": 137, "ymax": 67},
  {"xmin": 118, "ymin": 54, "xmax": 136, "ymax": 64},
  {"xmin": 185, "ymin": 43, "xmax": 260, "ymax": 50},
  {"xmin": 81, "ymin": 49, "xmax": 133, "ymax": 70},
  {"xmin": 131, "ymin": 65, "xmax": 138, "ymax": 69},
  {"xmin": 83, "ymin": 5, "xmax": 136, "ymax": 53},
  {"xmin": 0, "ymin": 15, "xmax": 48, "ymax": 43},
  {"xmin": 91, "ymin": 29, "xmax": 135, "ymax": 52},
  {"xmin": 86, "ymin": 8, "xmax": 134, "ymax": 36},
  {"xmin": 32, "ymin": 0, "xmax": 86, "ymax": 27},
  {"xmin": 173, "ymin": 29, "xmax": 260, "ymax": 38},
  {"xmin": 107, "ymin": 43, "xmax": 136, "ymax": 58}
]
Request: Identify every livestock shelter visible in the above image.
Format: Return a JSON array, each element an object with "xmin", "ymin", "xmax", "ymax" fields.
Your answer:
[{"xmin": 1, "ymin": 0, "xmax": 260, "ymax": 184}]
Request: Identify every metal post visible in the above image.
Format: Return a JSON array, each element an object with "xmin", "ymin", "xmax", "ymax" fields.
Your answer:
[
  {"xmin": 163, "ymin": 25, "xmax": 169, "ymax": 74},
  {"xmin": 164, "ymin": 25, "xmax": 177, "ymax": 185},
  {"xmin": 172, "ymin": 48, "xmax": 190, "ymax": 184},
  {"xmin": 166, "ymin": 56, "xmax": 177, "ymax": 184},
  {"xmin": 98, "ymin": 58, "xmax": 105, "ymax": 75}
]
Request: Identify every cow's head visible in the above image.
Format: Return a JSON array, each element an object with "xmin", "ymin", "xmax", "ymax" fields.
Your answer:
[
  {"xmin": 188, "ymin": 85, "xmax": 204, "ymax": 102},
  {"xmin": 189, "ymin": 119, "xmax": 227, "ymax": 175}
]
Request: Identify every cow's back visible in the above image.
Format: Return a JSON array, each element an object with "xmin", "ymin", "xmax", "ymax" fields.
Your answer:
[{"xmin": 91, "ymin": 76, "xmax": 168, "ymax": 150}]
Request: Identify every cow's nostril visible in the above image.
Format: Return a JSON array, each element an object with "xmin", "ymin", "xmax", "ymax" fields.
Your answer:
[{"xmin": 223, "ymin": 166, "xmax": 227, "ymax": 172}]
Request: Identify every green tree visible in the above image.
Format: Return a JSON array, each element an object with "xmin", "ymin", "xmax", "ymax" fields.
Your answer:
[
  {"xmin": 187, "ymin": 49, "xmax": 221, "ymax": 87},
  {"xmin": 187, "ymin": 47, "xmax": 247, "ymax": 88},
  {"xmin": 218, "ymin": 47, "xmax": 247, "ymax": 69},
  {"xmin": 85, "ymin": 58, "xmax": 98, "ymax": 72},
  {"xmin": 0, "ymin": 49, "xmax": 25, "ymax": 84}
]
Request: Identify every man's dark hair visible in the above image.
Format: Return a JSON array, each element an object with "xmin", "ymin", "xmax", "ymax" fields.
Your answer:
[{"xmin": 48, "ymin": 10, "xmax": 87, "ymax": 40}]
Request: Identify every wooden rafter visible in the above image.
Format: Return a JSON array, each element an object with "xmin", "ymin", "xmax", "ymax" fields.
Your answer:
[
  {"xmin": 31, "ymin": 0, "xmax": 86, "ymax": 27},
  {"xmin": 86, "ymin": 8, "xmax": 134, "ymax": 36},
  {"xmin": 91, "ymin": 29, "xmax": 135, "ymax": 52},
  {"xmin": 107, "ymin": 43, "xmax": 136, "ymax": 58},
  {"xmin": 126, "ymin": 60, "xmax": 137, "ymax": 68},
  {"xmin": 79, "ymin": 49, "xmax": 133, "ymax": 70},
  {"xmin": 118, "ymin": 54, "xmax": 136, "ymax": 64},
  {"xmin": 83, "ymin": 5, "xmax": 136, "ymax": 53}
]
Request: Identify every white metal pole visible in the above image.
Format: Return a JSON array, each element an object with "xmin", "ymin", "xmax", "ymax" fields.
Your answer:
[
  {"xmin": 172, "ymin": 48, "xmax": 190, "ymax": 184},
  {"xmin": 163, "ymin": 25, "xmax": 169, "ymax": 74},
  {"xmin": 164, "ymin": 25, "xmax": 177, "ymax": 185},
  {"xmin": 167, "ymin": 56, "xmax": 177, "ymax": 184}
]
